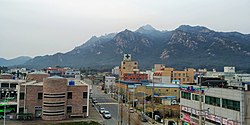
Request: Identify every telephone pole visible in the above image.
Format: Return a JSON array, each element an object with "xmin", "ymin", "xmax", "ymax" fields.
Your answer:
[
  {"xmin": 151, "ymin": 81, "xmax": 155, "ymax": 122},
  {"xmin": 199, "ymin": 75, "xmax": 202, "ymax": 125}
]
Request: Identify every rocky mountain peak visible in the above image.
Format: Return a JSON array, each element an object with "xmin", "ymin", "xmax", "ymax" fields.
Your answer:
[
  {"xmin": 22, "ymin": 25, "xmax": 250, "ymax": 72},
  {"xmin": 136, "ymin": 24, "xmax": 159, "ymax": 34},
  {"xmin": 177, "ymin": 25, "xmax": 212, "ymax": 33}
]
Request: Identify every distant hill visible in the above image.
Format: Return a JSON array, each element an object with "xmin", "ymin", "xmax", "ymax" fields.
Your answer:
[
  {"xmin": 22, "ymin": 25, "xmax": 250, "ymax": 72},
  {"xmin": 0, "ymin": 56, "xmax": 32, "ymax": 66}
]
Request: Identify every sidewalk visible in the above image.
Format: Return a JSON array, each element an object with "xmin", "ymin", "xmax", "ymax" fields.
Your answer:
[{"xmin": 0, "ymin": 101, "xmax": 103, "ymax": 125}]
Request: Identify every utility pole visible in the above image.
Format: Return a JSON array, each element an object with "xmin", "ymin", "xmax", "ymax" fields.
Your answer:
[
  {"xmin": 132, "ymin": 87, "xmax": 135, "ymax": 108},
  {"xmin": 151, "ymin": 81, "xmax": 155, "ymax": 122},
  {"xmin": 199, "ymin": 75, "xmax": 202, "ymax": 125},
  {"xmin": 163, "ymin": 105, "xmax": 165, "ymax": 125},
  {"xmin": 128, "ymin": 89, "xmax": 131, "ymax": 125},
  {"xmin": 117, "ymin": 81, "xmax": 120, "ymax": 125}
]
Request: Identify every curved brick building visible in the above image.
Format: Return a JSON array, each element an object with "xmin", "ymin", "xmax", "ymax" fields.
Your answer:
[
  {"xmin": 42, "ymin": 76, "xmax": 67, "ymax": 120},
  {"xmin": 17, "ymin": 75, "xmax": 89, "ymax": 121}
]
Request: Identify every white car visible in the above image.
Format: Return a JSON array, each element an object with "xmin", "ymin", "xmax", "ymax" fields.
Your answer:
[
  {"xmin": 99, "ymin": 107, "xmax": 105, "ymax": 114},
  {"xmin": 129, "ymin": 107, "xmax": 134, "ymax": 113},
  {"xmin": 103, "ymin": 110, "xmax": 111, "ymax": 119}
]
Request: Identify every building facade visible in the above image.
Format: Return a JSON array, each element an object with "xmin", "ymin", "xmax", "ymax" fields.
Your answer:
[
  {"xmin": 180, "ymin": 84, "xmax": 250, "ymax": 125},
  {"xmin": 17, "ymin": 76, "xmax": 89, "ymax": 120},
  {"xmin": 123, "ymin": 73, "xmax": 148, "ymax": 82},
  {"xmin": 153, "ymin": 64, "xmax": 195, "ymax": 84},
  {"xmin": 120, "ymin": 54, "xmax": 138, "ymax": 79},
  {"xmin": 104, "ymin": 76, "xmax": 116, "ymax": 93}
]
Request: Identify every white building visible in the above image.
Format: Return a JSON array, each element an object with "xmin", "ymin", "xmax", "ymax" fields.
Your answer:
[
  {"xmin": 205, "ymin": 67, "xmax": 250, "ymax": 86},
  {"xmin": 104, "ymin": 76, "xmax": 116, "ymax": 93},
  {"xmin": 112, "ymin": 66, "xmax": 120, "ymax": 75},
  {"xmin": 64, "ymin": 70, "xmax": 81, "ymax": 79},
  {"xmin": 180, "ymin": 84, "xmax": 250, "ymax": 125},
  {"xmin": 145, "ymin": 70, "xmax": 154, "ymax": 82}
]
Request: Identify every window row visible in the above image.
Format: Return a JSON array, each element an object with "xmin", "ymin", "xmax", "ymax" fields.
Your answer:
[
  {"xmin": 67, "ymin": 106, "xmax": 87, "ymax": 113},
  {"xmin": 19, "ymin": 92, "xmax": 88, "ymax": 100},
  {"xmin": 181, "ymin": 92, "xmax": 241, "ymax": 111}
]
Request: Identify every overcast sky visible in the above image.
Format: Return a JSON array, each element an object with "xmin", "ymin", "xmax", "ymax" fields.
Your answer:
[{"xmin": 1, "ymin": 0, "xmax": 250, "ymax": 59}]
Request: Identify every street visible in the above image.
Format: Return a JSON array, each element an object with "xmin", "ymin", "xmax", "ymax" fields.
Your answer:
[{"xmin": 85, "ymin": 78, "xmax": 151, "ymax": 125}]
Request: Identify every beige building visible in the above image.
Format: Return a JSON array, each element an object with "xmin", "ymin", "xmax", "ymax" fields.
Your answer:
[
  {"xmin": 120, "ymin": 54, "xmax": 138, "ymax": 79},
  {"xmin": 153, "ymin": 64, "xmax": 195, "ymax": 84}
]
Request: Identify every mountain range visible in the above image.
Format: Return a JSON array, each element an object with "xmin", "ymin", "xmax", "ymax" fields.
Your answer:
[
  {"xmin": 0, "ymin": 56, "xmax": 32, "ymax": 67},
  {"xmin": 21, "ymin": 25, "xmax": 250, "ymax": 71}
]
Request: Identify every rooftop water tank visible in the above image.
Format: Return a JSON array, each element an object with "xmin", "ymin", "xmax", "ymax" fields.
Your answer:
[{"xmin": 69, "ymin": 80, "xmax": 75, "ymax": 86}]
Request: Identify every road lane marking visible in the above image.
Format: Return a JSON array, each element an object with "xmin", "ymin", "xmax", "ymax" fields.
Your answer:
[{"xmin": 97, "ymin": 102, "xmax": 118, "ymax": 105}]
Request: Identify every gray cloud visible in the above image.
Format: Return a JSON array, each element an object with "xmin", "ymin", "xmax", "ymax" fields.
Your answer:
[{"xmin": 1, "ymin": 0, "xmax": 249, "ymax": 59}]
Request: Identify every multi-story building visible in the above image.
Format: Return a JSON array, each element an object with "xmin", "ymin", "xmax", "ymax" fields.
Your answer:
[
  {"xmin": 123, "ymin": 73, "xmax": 148, "ymax": 82},
  {"xmin": 64, "ymin": 70, "xmax": 81, "ymax": 79},
  {"xmin": 112, "ymin": 66, "xmax": 120, "ymax": 75},
  {"xmin": 120, "ymin": 54, "xmax": 138, "ymax": 79},
  {"xmin": 115, "ymin": 81, "xmax": 180, "ymax": 104},
  {"xmin": 119, "ymin": 54, "xmax": 149, "ymax": 83},
  {"xmin": 0, "ymin": 79, "xmax": 26, "ymax": 118},
  {"xmin": 104, "ymin": 76, "xmax": 116, "ymax": 93},
  {"xmin": 205, "ymin": 67, "xmax": 250, "ymax": 87},
  {"xmin": 0, "ymin": 73, "xmax": 13, "ymax": 79},
  {"xmin": 135, "ymin": 83, "xmax": 180, "ymax": 102},
  {"xmin": 153, "ymin": 64, "xmax": 195, "ymax": 84},
  {"xmin": 44, "ymin": 67, "xmax": 69, "ymax": 76},
  {"xmin": 16, "ymin": 76, "xmax": 89, "ymax": 120},
  {"xmin": 26, "ymin": 71, "xmax": 50, "ymax": 82},
  {"xmin": 180, "ymin": 83, "xmax": 250, "ymax": 125}
]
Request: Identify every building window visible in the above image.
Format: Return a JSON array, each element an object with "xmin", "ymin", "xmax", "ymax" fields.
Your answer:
[
  {"xmin": 183, "ymin": 78, "xmax": 185, "ymax": 82},
  {"xmin": 182, "ymin": 73, "xmax": 185, "ymax": 77},
  {"xmin": 67, "ymin": 106, "xmax": 72, "ymax": 113},
  {"xmin": 10, "ymin": 83, "xmax": 18, "ymax": 88},
  {"xmin": 123, "ymin": 67, "xmax": 125, "ymax": 69},
  {"xmin": 20, "ymin": 92, "xmax": 24, "ymax": 100},
  {"xmin": 181, "ymin": 91, "xmax": 191, "ymax": 100},
  {"xmin": 192, "ymin": 94, "xmax": 203, "ymax": 102},
  {"xmin": 19, "ymin": 107, "xmax": 24, "ymax": 113},
  {"xmin": 166, "ymin": 89, "xmax": 169, "ymax": 92},
  {"xmin": 174, "ymin": 73, "xmax": 176, "ymax": 76},
  {"xmin": 222, "ymin": 99, "xmax": 240, "ymax": 111},
  {"xmin": 205, "ymin": 96, "xmax": 220, "ymax": 107},
  {"xmin": 67, "ymin": 92, "xmax": 72, "ymax": 99},
  {"xmin": 83, "ymin": 92, "xmax": 88, "ymax": 98},
  {"xmin": 1, "ymin": 83, "xmax": 9, "ymax": 87},
  {"xmin": 82, "ymin": 106, "xmax": 87, "ymax": 113},
  {"xmin": 174, "ymin": 90, "xmax": 177, "ymax": 92},
  {"xmin": 38, "ymin": 92, "xmax": 43, "ymax": 100}
]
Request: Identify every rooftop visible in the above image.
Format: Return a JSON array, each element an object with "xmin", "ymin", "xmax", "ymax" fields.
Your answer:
[
  {"xmin": 29, "ymin": 71, "xmax": 48, "ymax": 75},
  {"xmin": 0, "ymin": 79, "xmax": 26, "ymax": 83},
  {"xmin": 21, "ymin": 78, "xmax": 88, "ymax": 86},
  {"xmin": 144, "ymin": 83, "xmax": 180, "ymax": 88},
  {"xmin": 48, "ymin": 75, "xmax": 64, "ymax": 79}
]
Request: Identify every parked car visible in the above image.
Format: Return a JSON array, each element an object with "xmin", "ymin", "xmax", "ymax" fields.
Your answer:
[
  {"xmin": 129, "ymin": 107, "xmax": 134, "ymax": 113},
  {"xmin": 141, "ymin": 113, "xmax": 148, "ymax": 122},
  {"xmin": 99, "ymin": 107, "xmax": 105, "ymax": 114},
  {"xmin": 92, "ymin": 98, "xmax": 98, "ymax": 104},
  {"xmin": 103, "ymin": 110, "xmax": 111, "ymax": 119}
]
